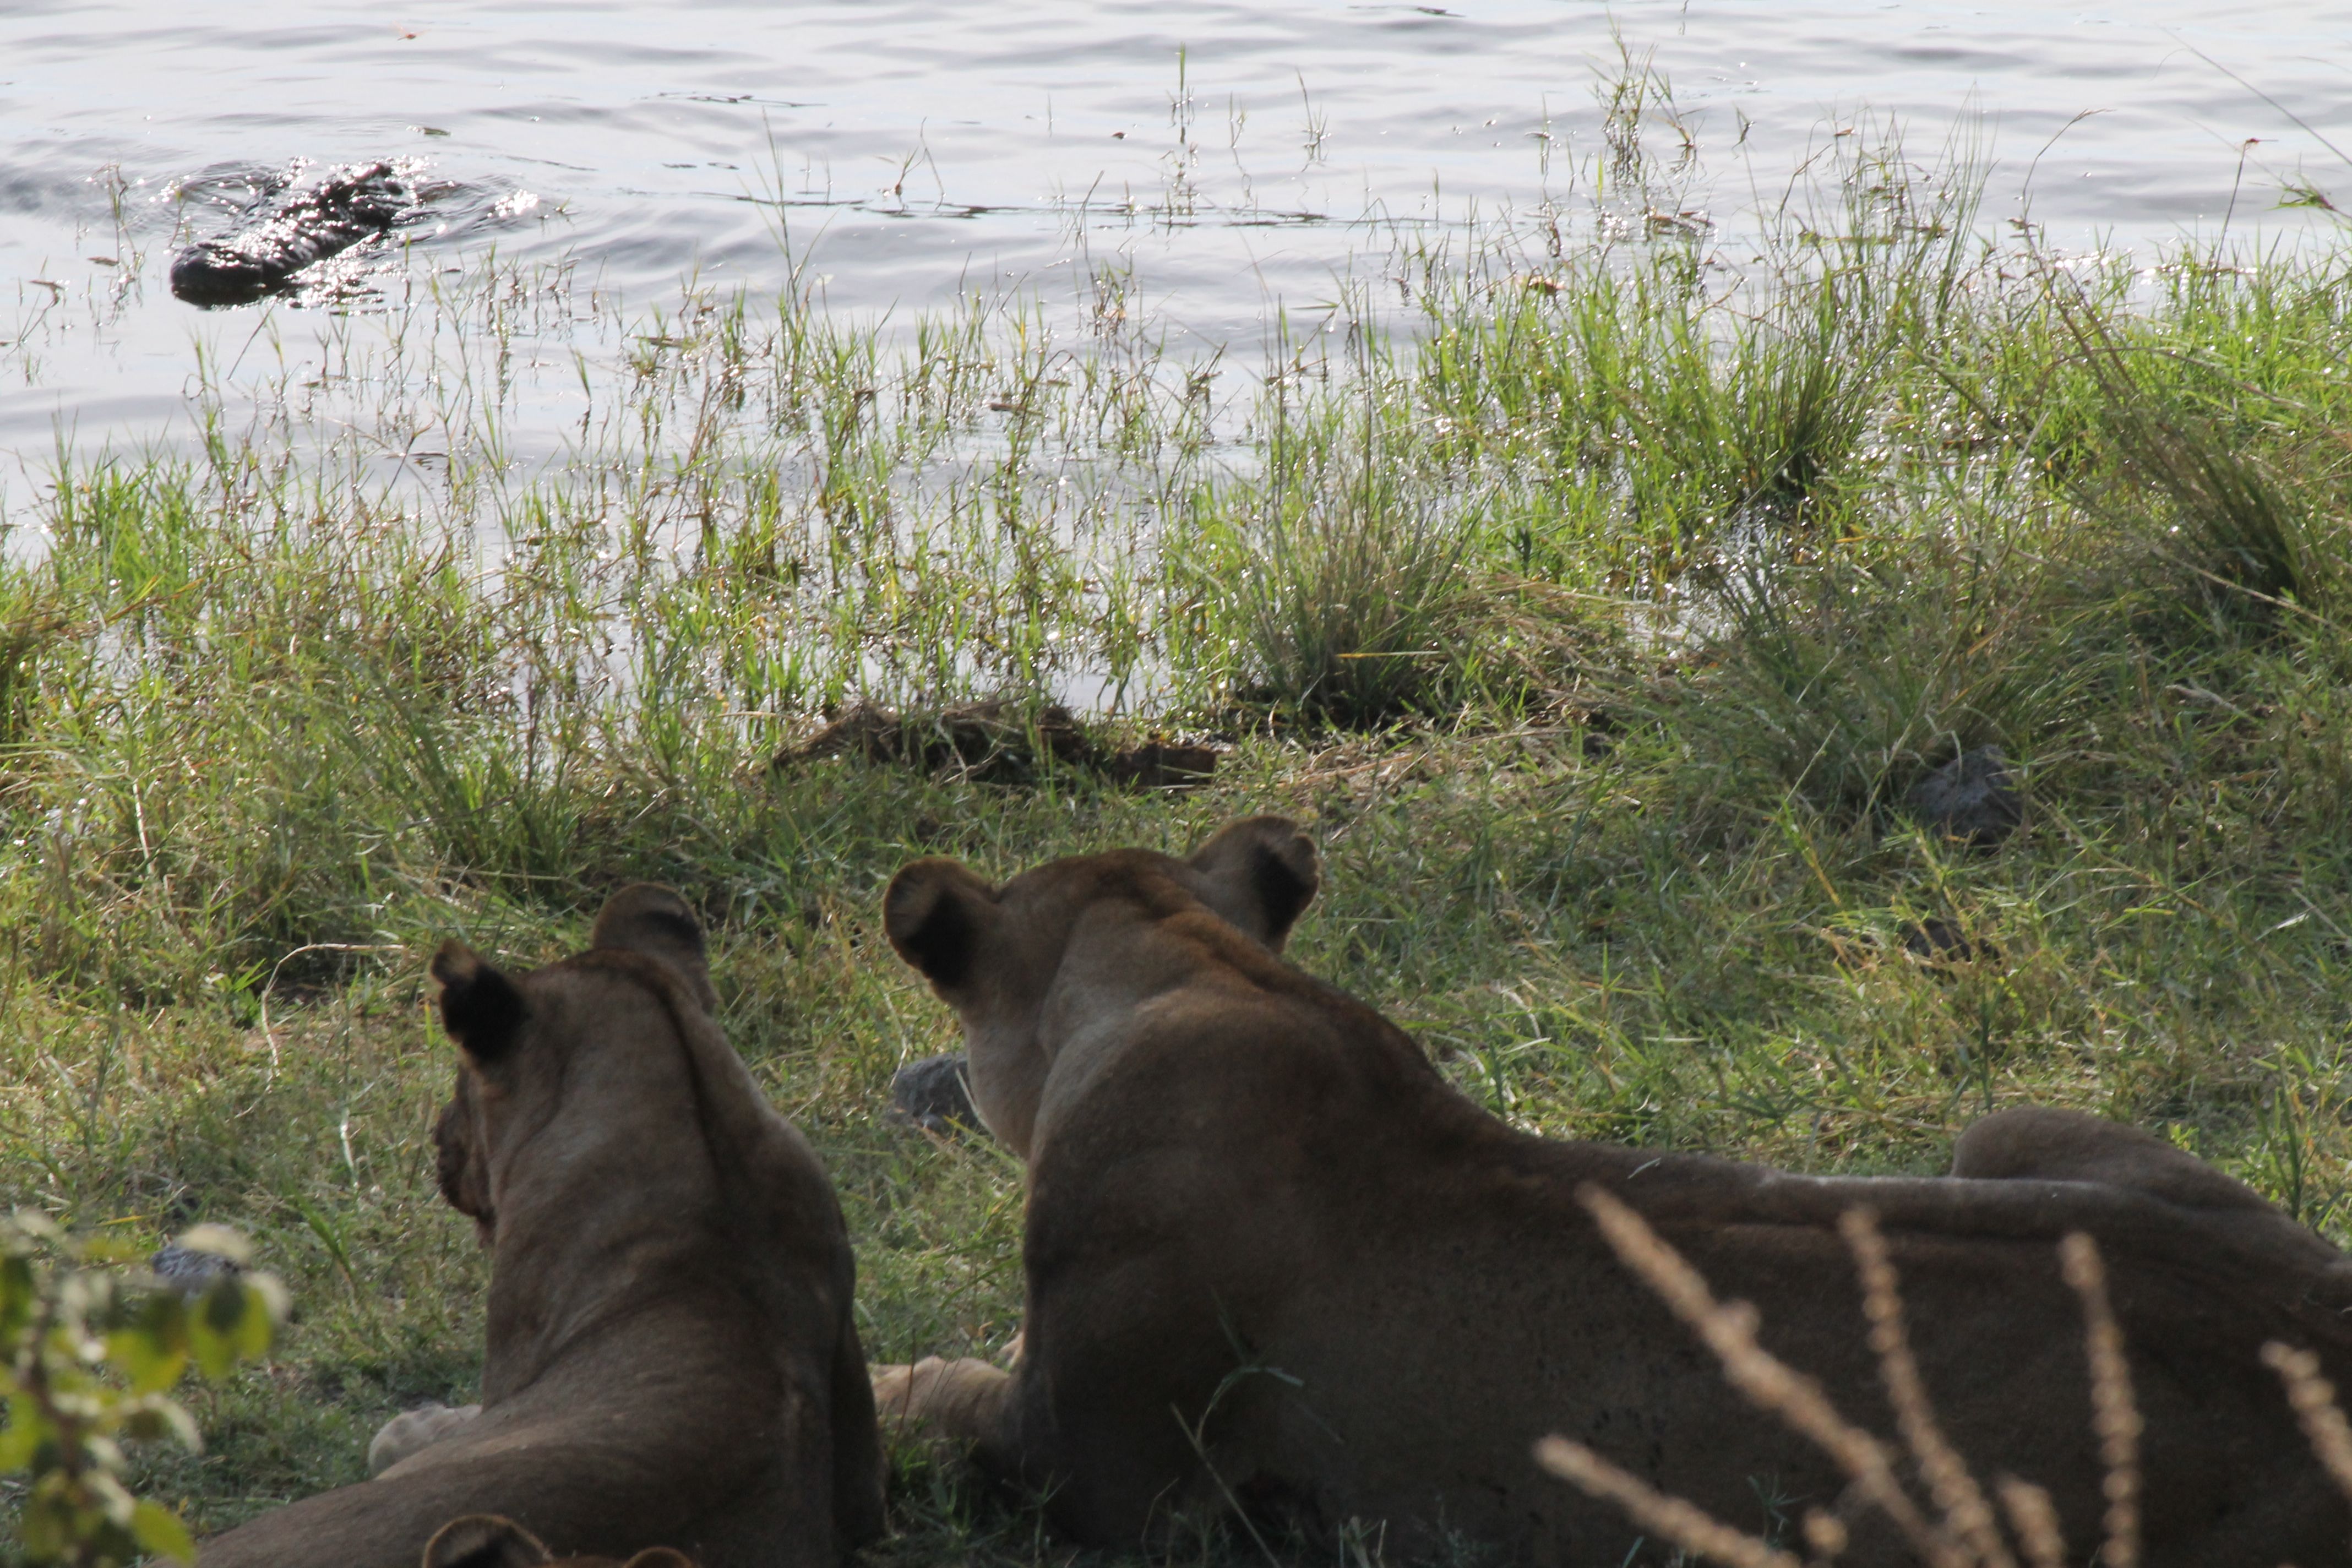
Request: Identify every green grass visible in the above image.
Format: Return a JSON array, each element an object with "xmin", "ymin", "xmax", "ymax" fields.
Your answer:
[{"xmin": 6, "ymin": 112, "xmax": 2352, "ymax": 1562}]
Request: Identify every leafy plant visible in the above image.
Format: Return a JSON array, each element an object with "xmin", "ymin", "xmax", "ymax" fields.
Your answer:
[{"xmin": 1, "ymin": 1217, "xmax": 286, "ymax": 1567}]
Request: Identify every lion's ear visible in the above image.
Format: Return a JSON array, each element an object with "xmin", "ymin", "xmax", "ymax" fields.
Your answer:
[
  {"xmin": 431, "ymin": 943, "xmax": 529, "ymax": 1064},
  {"xmin": 884, "ymin": 859, "xmax": 999, "ymax": 992},
  {"xmin": 1187, "ymin": 815, "xmax": 1321, "ymax": 951},
  {"xmin": 590, "ymin": 883, "xmax": 719, "ymax": 1012},
  {"xmin": 421, "ymin": 1514, "xmax": 552, "ymax": 1568}
]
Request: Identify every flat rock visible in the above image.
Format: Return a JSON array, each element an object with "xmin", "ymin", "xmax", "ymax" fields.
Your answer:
[
  {"xmin": 890, "ymin": 1053, "xmax": 984, "ymax": 1136},
  {"xmin": 1907, "ymin": 746, "xmax": 2022, "ymax": 848}
]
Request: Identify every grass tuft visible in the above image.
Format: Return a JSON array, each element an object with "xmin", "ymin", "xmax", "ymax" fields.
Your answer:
[{"xmin": 1197, "ymin": 403, "xmax": 1475, "ymax": 725}]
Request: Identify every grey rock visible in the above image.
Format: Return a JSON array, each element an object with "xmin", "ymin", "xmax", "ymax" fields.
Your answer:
[
  {"xmin": 890, "ymin": 1053, "xmax": 984, "ymax": 1136},
  {"xmin": 1907, "ymin": 746, "xmax": 2022, "ymax": 848},
  {"xmin": 150, "ymin": 1243, "xmax": 241, "ymax": 1294}
]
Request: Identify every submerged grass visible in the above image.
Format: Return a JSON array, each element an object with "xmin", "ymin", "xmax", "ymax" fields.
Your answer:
[{"xmin": 6, "ymin": 102, "xmax": 2352, "ymax": 1563}]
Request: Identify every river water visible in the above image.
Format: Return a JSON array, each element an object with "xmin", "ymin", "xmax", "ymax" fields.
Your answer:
[{"xmin": 3, "ymin": 0, "xmax": 2349, "ymax": 502}]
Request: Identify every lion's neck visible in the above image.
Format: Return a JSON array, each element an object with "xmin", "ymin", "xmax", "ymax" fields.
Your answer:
[
  {"xmin": 1000, "ymin": 918, "xmax": 1256, "ymax": 1161},
  {"xmin": 477, "ymin": 1100, "xmax": 748, "ymax": 1400}
]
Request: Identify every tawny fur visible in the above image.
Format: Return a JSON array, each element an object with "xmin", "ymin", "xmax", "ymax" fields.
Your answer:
[
  {"xmin": 873, "ymin": 816, "xmax": 2352, "ymax": 1567},
  {"xmin": 202, "ymin": 885, "xmax": 884, "ymax": 1568}
]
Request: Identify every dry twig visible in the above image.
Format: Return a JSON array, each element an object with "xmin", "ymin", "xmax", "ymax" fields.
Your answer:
[
  {"xmin": 1576, "ymin": 1184, "xmax": 1966, "ymax": 1568},
  {"xmin": 1992, "ymin": 1477, "xmax": 2067, "ymax": 1568},
  {"xmin": 2261, "ymin": 1340, "xmax": 2352, "ymax": 1506},
  {"xmin": 1839, "ymin": 1209, "xmax": 2016, "ymax": 1568},
  {"xmin": 2058, "ymin": 1234, "xmax": 2140, "ymax": 1568},
  {"xmin": 1535, "ymin": 1436, "xmax": 1804, "ymax": 1568}
]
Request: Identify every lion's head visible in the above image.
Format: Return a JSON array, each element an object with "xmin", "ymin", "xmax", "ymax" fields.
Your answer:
[
  {"xmin": 427, "ymin": 884, "xmax": 721, "ymax": 1249},
  {"xmin": 880, "ymin": 815, "xmax": 1320, "ymax": 1156}
]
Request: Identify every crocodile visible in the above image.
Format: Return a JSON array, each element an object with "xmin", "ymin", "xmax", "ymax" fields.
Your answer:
[{"xmin": 169, "ymin": 161, "xmax": 415, "ymax": 307}]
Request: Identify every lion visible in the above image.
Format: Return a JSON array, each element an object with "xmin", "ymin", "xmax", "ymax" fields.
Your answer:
[
  {"xmin": 202, "ymin": 885, "xmax": 885, "ymax": 1568},
  {"xmin": 870, "ymin": 816, "xmax": 2352, "ymax": 1566}
]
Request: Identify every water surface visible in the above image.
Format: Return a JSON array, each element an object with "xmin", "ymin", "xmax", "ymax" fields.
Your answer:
[{"xmin": 3, "ymin": 0, "xmax": 2349, "ymax": 493}]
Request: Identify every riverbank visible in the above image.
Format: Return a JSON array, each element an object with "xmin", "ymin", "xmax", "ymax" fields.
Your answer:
[{"xmin": 5, "ymin": 131, "xmax": 2352, "ymax": 1551}]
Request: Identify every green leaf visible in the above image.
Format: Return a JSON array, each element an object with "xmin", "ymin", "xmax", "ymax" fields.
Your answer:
[
  {"xmin": 191, "ymin": 1276, "xmax": 243, "ymax": 1378},
  {"xmin": 232, "ymin": 1276, "xmax": 285, "ymax": 1358},
  {"xmin": 105, "ymin": 1289, "xmax": 190, "ymax": 1393},
  {"xmin": 107, "ymin": 1329, "xmax": 188, "ymax": 1397},
  {"xmin": 85, "ymin": 1433, "xmax": 128, "ymax": 1480},
  {"xmin": 18, "ymin": 1494, "xmax": 66, "ymax": 1558},
  {"xmin": 188, "ymin": 1312, "xmax": 234, "ymax": 1381},
  {"xmin": 130, "ymin": 1498, "xmax": 197, "ymax": 1562},
  {"xmin": 0, "ymin": 1409, "xmax": 43, "ymax": 1470},
  {"xmin": 117, "ymin": 1397, "xmax": 201, "ymax": 1452},
  {"xmin": 200, "ymin": 1277, "xmax": 246, "ymax": 1337},
  {"xmin": 188, "ymin": 1272, "xmax": 282, "ymax": 1380},
  {"xmin": 0, "ymin": 1253, "xmax": 39, "ymax": 1339}
]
